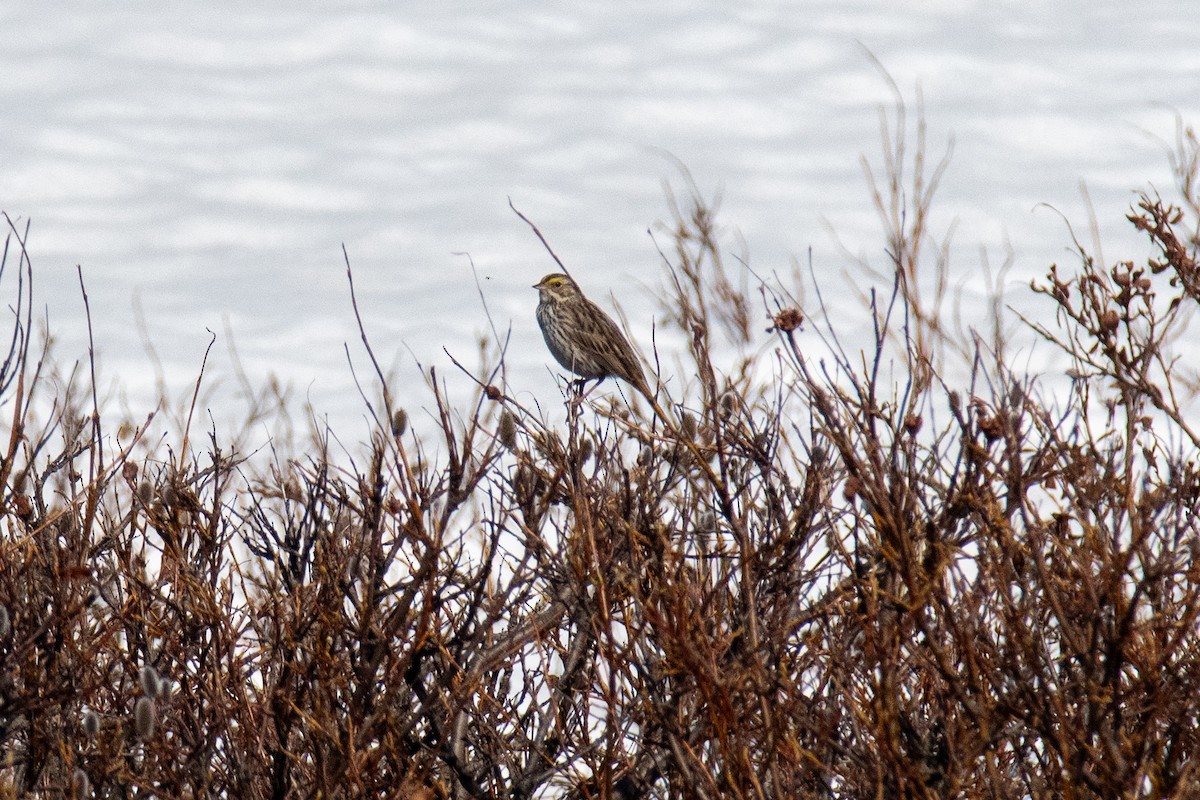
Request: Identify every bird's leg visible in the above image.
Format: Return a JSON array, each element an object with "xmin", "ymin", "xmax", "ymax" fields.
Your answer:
[
  {"xmin": 578, "ymin": 377, "xmax": 606, "ymax": 400},
  {"xmin": 565, "ymin": 377, "xmax": 590, "ymax": 411}
]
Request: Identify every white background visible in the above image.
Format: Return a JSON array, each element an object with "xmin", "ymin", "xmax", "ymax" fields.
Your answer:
[{"xmin": 2, "ymin": 2, "xmax": 1197, "ymax": 441}]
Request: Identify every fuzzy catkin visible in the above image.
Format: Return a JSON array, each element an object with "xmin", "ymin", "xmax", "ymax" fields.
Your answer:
[
  {"xmin": 680, "ymin": 412, "xmax": 697, "ymax": 440},
  {"xmin": 499, "ymin": 410, "xmax": 518, "ymax": 450},
  {"xmin": 134, "ymin": 697, "xmax": 156, "ymax": 740},
  {"xmin": 391, "ymin": 408, "xmax": 408, "ymax": 437},
  {"xmin": 139, "ymin": 665, "xmax": 161, "ymax": 699},
  {"xmin": 71, "ymin": 768, "xmax": 89, "ymax": 799}
]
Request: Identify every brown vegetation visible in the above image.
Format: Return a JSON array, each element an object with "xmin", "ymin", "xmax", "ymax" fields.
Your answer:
[{"xmin": 2, "ymin": 112, "xmax": 1200, "ymax": 799}]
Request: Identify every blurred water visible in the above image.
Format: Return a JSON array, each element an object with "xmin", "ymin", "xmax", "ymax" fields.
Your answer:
[{"xmin": 1, "ymin": 1, "xmax": 1197, "ymax": 440}]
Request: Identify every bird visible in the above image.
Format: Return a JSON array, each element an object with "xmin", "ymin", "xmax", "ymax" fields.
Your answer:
[
  {"xmin": 533, "ymin": 272, "xmax": 648, "ymax": 396},
  {"xmin": 533, "ymin": 273, "xmax": 726, "ymax": 489}
]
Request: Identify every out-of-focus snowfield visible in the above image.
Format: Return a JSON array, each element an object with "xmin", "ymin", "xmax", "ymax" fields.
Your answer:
[{"xmin": 2, "ymin": 2, "xmax": 1196, "ymax": 439}]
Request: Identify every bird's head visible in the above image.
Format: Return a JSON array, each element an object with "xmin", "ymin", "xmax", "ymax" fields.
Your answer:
[{"xmin": 533, "ymin": 273, "xmax": 579, "ymax": 302}]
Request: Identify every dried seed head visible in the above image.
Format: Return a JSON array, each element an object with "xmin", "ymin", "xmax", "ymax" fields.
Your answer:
[
  {"xmin": 719, "ymin": 391, "xmax": 737, "ymax": 420},
  {"xmin": 810, "ymin": 445, "xmax": 828, "ymax": 467},
  {"xmin": 134, "ymin": 696, "xmax": 156, "ymax": 740},
  {"xmin": 514, "ymin": 464, "xmax": 534, "ymax": 506},
  {"xmin": 535, "ymin": 431, "xmax": 563, "ymax": 459},
  {"xmin": 772, "ymin": 307, "xmax": 804, "ymax": 333},
  {"xmin": 904, "ymin": 414, "xmax": 923, "ymax": 436},
  {"xmin": 499, "ymin": 410, "xmax": 518, "ymax": 450},
  {"xmin": 391, "ymin": 409, "xmax": 408, "ymax": 438},
  {"xmin": 82, "ymin": 709, "xmax": 100, "ymax": 737},
  {"xmin": 71, "ymin": 768, "xmax": 89, "ymax": 800},
  {"xmin": 14, "ymin": 494, "xmax": 33, "ymax": 520},
  {"xmin": 978, "ymin": 414, "xmax": 1004, "ymax": 442},
  {"xmin": 283, "ymin": 478, "xmax": 304, "ymax": 503},
  {"xmin": 96, "ymin": 570, "xmax": 122, "ymax": 609},
  {"xmin": 680, "ymin": 412, "xmax": 697, "ymax": 441},
  {"xmin": 638, "ymin": 445, "xmax": 654, "ymax": 466},
  {"xmin": 666, "ymin": 444, "xmax": 685, "ymax": 468},
  {"xmin": 843, "ymin": 475, "xmax": 862, "ymax": 503},
  {"xmin": 122, "ymin": 460, "xmax": 139, "ymax": 484},
  {"xmin": 948, "ymin": 391, "xmax": 961, "ymax": 416},
  {"xmin": 1135, "ymin": 276, "xmax": 1152, "ymax": 290},
  {"xmin": 136, "ymin": 481, "xmax": 154, "ymax": 504},
  {"xmin": 139, "ymin": 665, "xmax": 161, "ymax": 699},
  {"xmin": 484, "ymin": 384, "xmax": 503, "ymax": 401},
  {"xmin": 160, "ymin": 483, "xmax": 178, "ymax": 509},
  {"xmin": 577, "ymin": 437, "xmax": 594, "ymax": 465},
  {"xmin": 1099, "ymin": 309, "xmax": 1120, "ymax": 333}
]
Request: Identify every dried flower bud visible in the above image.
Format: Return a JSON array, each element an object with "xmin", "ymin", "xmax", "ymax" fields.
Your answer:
[
  {"xmin": 499, "ymin": 410, "xmax": 518, "ymax": 450},
  {"xmin": 136, "ymin": 481, "xmax": 154, "ymax": 504},
  {"xmin": 1135, "ymin": 276, "xmax": 1152, "ymax": 290},
  {"xmin": 390, "ymin": 409, "xmax": 408, "ymax": 438},
  {"xmin": 577, "ymin": 437, "xmax": 594, "ymax": 464},
  {"xmin": 1099, "ymin": 309, "xmax": 1120, "ymax": 333},
  {"xmin": 903, "ymin": 414, "xmax": 923, "ymax": 435},
  {"xmin": 139, "ymin": 665, "xmax": 161, "ymax": 699},
  {"xmin": 122, "ymin": 460, "xmax": 139, "ymax": 484},
  {"xmin": 485, "ymin": 384, "xmax": 503, "ymax": 401},
  {"xmin": 1112, "ymin": 270, "xmax": 1131, "ymax": 287},
  {"xmin": 134, "ymin": 696, "xmax": 156, "ymax": 740},
  {"xmin": 1051, "ymin": 280, "xmax": 1070, "ymax": 304},
  {"xmin": 82, "ymin": 709, "xmax": 100, "ymax": 737}
]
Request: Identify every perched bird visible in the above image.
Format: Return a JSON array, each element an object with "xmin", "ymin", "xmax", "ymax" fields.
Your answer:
[{"xmin": 533, "ymin": 272, "xmax": 648, "ymax": 396}]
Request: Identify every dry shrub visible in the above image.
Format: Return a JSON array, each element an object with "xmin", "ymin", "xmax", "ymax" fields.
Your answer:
[{"xmin": 2, "ymin": 117, "xmax": 1200, "ymax": 800}]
